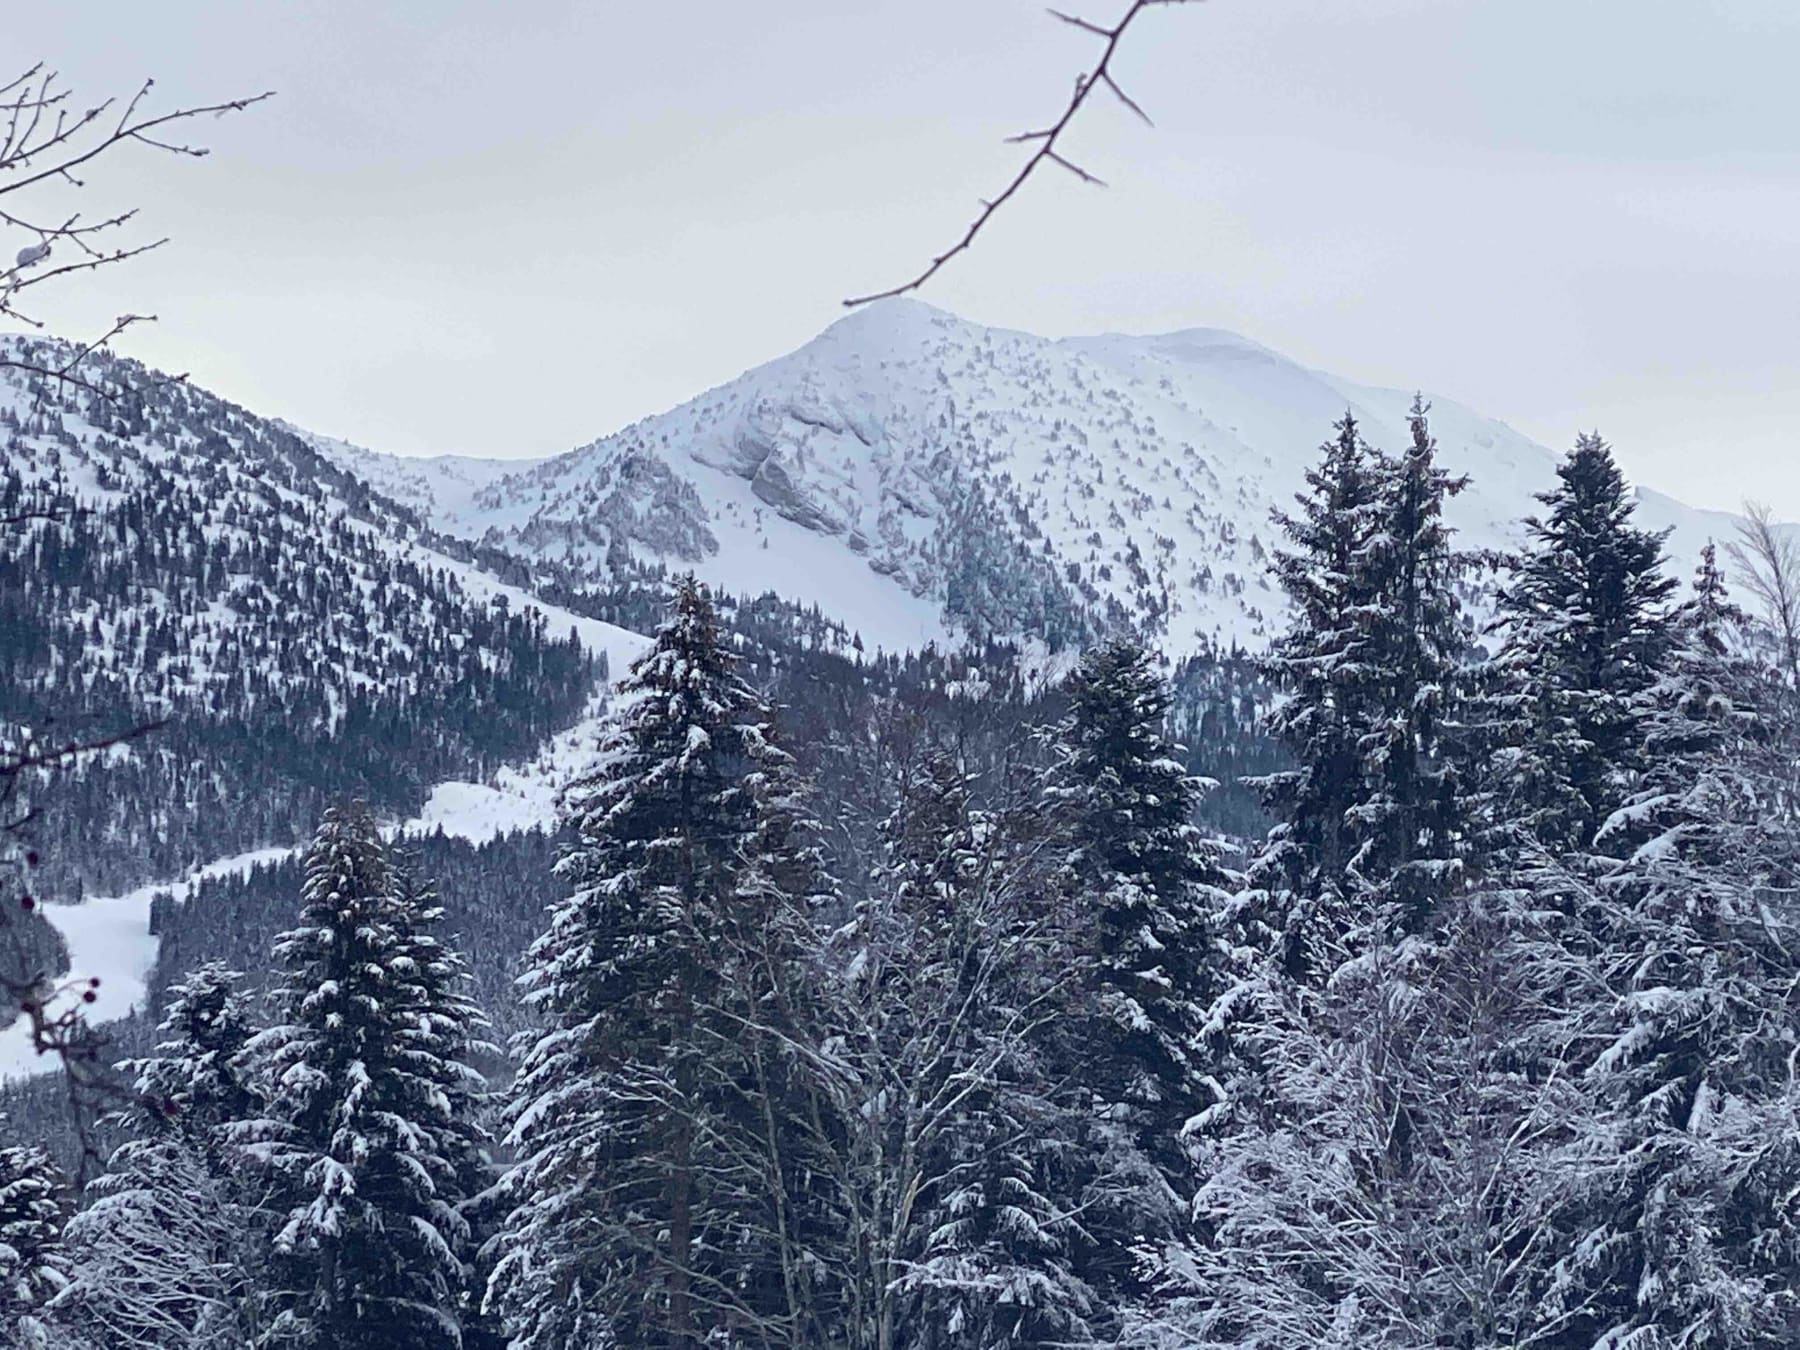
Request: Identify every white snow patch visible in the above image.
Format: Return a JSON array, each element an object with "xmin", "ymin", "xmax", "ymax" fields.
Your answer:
[
  {"xmin": 0, "ymin": 637, "xmax": 649, "ymax": 1082},
  {"xmin": 0, "ymin": 846, "xmax": 289, "ymax": 1081}
]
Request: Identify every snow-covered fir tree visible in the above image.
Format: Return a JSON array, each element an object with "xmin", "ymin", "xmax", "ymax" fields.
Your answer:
[
  {"xmin": 1250, "ymin": 411, "xmax": 1392, "ymax": 981},
  {"xmin": 57, "ymin": 963, "xmax": 267, "ymax": 1348},
  {"xmin": 1049, "ymin": 637, "xmax": 1234, "ymax": 1309},
  {"xmin": 125, "ymin": 961, "xmax": 260, "ymax": 1145},
  {"xmin": 389, "ymin": 856, "xmax": 505, "ymax": 1350},
  {"xmin": 1349, "ymin": 397, "xmax": 1477, "ymax": 933},
  {"xmin": 235, "ymin": 804, "xmax": 480, "ymax": 1350},
  {"xmin": 488, "ymin": 577, "xmax": 828, "ymax": 1349},
  {"xmin": 1483, "ymin": 431, "xmax": 1678, "ymax": 855},
  {"xmin": 0, "ymin": 1140, "xmax": 70, "ymax": 1350}
]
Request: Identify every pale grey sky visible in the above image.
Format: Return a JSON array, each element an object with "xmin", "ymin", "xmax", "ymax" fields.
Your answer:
[{"xmin": 9, "ymin": 1, "xmax": 1798, "ymax": 513}]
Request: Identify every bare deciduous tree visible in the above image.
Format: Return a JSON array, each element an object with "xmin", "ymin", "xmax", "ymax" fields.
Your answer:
[
  {"xmin": 1728, "ymin": 501, "xmax": 1800, "ymax": 691},
  {"xmin": 0, "ymin": 60, "xmax": 267, "ymax": 1167},
  {"xmin": 0, "ymin": 63, "xmax": 272, "ymax": 392}
]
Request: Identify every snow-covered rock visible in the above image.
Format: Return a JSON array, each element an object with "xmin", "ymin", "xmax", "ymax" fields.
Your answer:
[{"xmin": 334, "ymin": 299, "xmax": 1778, "ymax": 655}]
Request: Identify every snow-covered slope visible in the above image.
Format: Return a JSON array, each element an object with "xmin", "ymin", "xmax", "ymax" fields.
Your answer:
[
  {"xmin": 0, "ymin": 630, "xmax": 651, "ymax": 1083},
  {"xmin": 0, "ymin": 337, "xmax": 623, "ymax": 900},
  {"xmin": 283, "ymin": 420, "xmax": 545, "ymax": 525},
  {"xmin": 370, "ymin": 300, "xmax": 1768, "ymax": 656}
]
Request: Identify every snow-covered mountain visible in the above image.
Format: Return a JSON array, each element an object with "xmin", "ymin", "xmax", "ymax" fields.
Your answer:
[
  {"xmin": 2, "ymin": 307, "xmax": 1783, "ymax": 1093},
  {"xmin": 315, "ymin": 299, "xmax": 1770, "ymax": 657},
  {"xmin": 277, "ymin": 420, "xmax": 547, "ymax": 525},
  {"xmin": 4, "ymin": 306, "xmax": 1784, "ymax": 901},
  {"xmin": 0, "ymin": 338, "xmax": 650, "ymax": 898}
]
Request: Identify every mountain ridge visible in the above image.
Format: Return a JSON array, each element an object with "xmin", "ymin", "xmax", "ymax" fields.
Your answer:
[{"xmin": 304, "ymin": 299, "xmax": 1779, "ymax": 656}]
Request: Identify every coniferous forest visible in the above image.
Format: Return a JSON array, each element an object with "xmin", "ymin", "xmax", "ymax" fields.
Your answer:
[{"xmin": 8, "ymin": 398, "xmax": 1800, "ymax": 1349}]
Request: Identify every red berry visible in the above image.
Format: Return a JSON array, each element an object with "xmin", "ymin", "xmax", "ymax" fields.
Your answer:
[{"xmin": 18, "ymin": 895, "xmax": 34, "ymax": 911}]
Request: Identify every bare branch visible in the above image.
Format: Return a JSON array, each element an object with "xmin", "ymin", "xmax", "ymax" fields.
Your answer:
[
  {"xmin": 1, "ymin": 711, "xmax": 170, "ymax": 1176},
  {"xmin": 844, "ymin": 0, "xmax": 1197, "ymax": 306},
  {"xmin": 0, "ymin": 64, "xmax": 271, "ymax": 388}
]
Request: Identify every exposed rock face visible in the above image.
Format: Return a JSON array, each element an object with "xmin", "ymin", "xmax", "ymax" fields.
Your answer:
[
  {"xmin": 478, "ymin": 444, "xmax": 716, "ymax": 564},
  {"xmin": 750, "ymin": 451, "xmax": 845, "ymax": 535},
  {"xmin": 688, "ymin": 390, "xmax": 871, "ymax": 537},
  {"xmin": 319, "ymin": 298, "xmax": 1767, "ymax": 657}
]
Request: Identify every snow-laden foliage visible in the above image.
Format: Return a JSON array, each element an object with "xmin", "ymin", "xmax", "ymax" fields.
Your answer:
[
  {"xmin": 56, "ymin": 963, "xmax": 265, "ymax": 1348},
  {"xmin": 0, "ymin": 1138, "xmax": 70, "ymax": 1349},
  {"xmin": 821, "ymin": 745, "xmax": 1095, "ymax": 1349},
  {"xmin": 1536, "ymin": 551, "xmax": 1800, "ymax": 1346},
  {"xmin": 1249, "ymin": 411, "xmax": 1393, "ymax": 981},
  {"xmin": 1048, "ymin": 637, "xmax": 1237, "ymax": 1311},
  {"xmin": 1482, "ymin": 432, "xmax": 1679, "ymax": 855},
  {"xmin": 233, "ymin": 804, "xmax": 485, "ymax": 1350},
  {"xmin": 488, "ymin": 577, "xmax": 828, "ymax": 1349}
]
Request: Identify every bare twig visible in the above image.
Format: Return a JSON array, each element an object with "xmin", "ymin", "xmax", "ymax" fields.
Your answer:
[
  {"xmin": 844, "ymin": 0, "xmax": 1197, "ymax": 307},
  {"xmin": 0, "ymin": 65, "xmax": 272, "ymax": 387},
  {"xmin": 1, "ymin": 697, "xmax": 169, "ymax": 1179}
]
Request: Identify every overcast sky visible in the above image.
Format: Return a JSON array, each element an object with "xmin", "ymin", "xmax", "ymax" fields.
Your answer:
[{"xmin": 9, "ymin": 1, "xmax": 1798, "ymax": 514}]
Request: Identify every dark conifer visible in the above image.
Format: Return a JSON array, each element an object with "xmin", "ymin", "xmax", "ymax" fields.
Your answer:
[
  {"xmin": 1484, "ymin": 431, "xmax": 1678, "ymax": 854},
  {"xmin": 1251, "ymin": 411, "xmax": 1391, "ymax": 980},
  {"xmin": 1051, "ymin": 637, "xmax": 1233, "ymax": 1305},
  {"xmin": 489, "ymin": 577, "xmax": 826, "ymax": 1349},
  {"xmin": 237, "ymin": 804, "xmax": 472, "ymax": 1350}
]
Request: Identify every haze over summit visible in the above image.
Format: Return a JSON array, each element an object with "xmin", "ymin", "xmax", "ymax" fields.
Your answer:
[{"xmin": 7, "ymin": 0, "xmax": 1797, "ymax": 515}]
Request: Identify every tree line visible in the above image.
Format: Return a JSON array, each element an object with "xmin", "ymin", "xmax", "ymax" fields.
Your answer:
[{"xmin": 7, "ymin": 401, "xmax": 1800, "ymax": 1348}]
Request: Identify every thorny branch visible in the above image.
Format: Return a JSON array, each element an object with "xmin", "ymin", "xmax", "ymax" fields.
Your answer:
[
  {"xmin": 0, "ymin": 63, "xmax": 271, "ymax": 389},
  {"xmin": 844, "ymin": 0, "xmax": 1198, "ymax": 307}
]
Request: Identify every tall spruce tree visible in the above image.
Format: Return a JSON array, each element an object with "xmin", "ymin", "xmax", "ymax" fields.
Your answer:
[
  {"xmin": 1484, "ymin": 431, "xmax": 1678, "ymax": 854},
  {"xmin": 1050, "ymin": 637, "xmax": 1233, "ymax": 1307},
  {"xmin": 1350, "ymin": 397, "xmax": 1476, "ymax": 933},
  {"xmin": 488, "ymin": 577, "xmax": 826, "ymax": 1349},
  {"xmin": 390, "ymin": 858, "xmax": 504, "ymax": 1350},
  {"xmin": 1251, "ymin": 411, "xmax": 1392, "ymax": 980},
  {"xmin": 237, "ymin": 804, "xmax": 476, "ymax": 1350}
]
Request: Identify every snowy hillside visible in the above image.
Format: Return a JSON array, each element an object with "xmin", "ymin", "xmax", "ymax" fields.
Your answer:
[
  {"xmin": 342, "ymin": 299, "xmax": 1773, "ymax": 656},
  {"xmin": 0, "ymin": 338, "xmax": 622, "ymax": 898},
  {"xmin": 280, "ymin": 420, "xmax": 546, "ymax": 525}
]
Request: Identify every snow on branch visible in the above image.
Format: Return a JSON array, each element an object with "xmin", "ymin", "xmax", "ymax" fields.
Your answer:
[{"xmin": 844, "ymin": 0, "xmax": 1200, "ymax": 308}]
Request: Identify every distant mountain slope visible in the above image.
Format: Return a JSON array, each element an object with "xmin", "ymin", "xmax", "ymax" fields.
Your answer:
[
  {"xmin": 0, "ymin": 339, "xmax": 609, "ymax": 896},
  {"xmin": 280, "ymin": 420, "xmax": 546, "ymax": 523},
  {"xmin": 345, "ymin": 299, "xmax": 1770, "ymax": 656},
  {"xmin": 4, "ymin": 308, "xmax": 1784, "ymax": 894}
]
